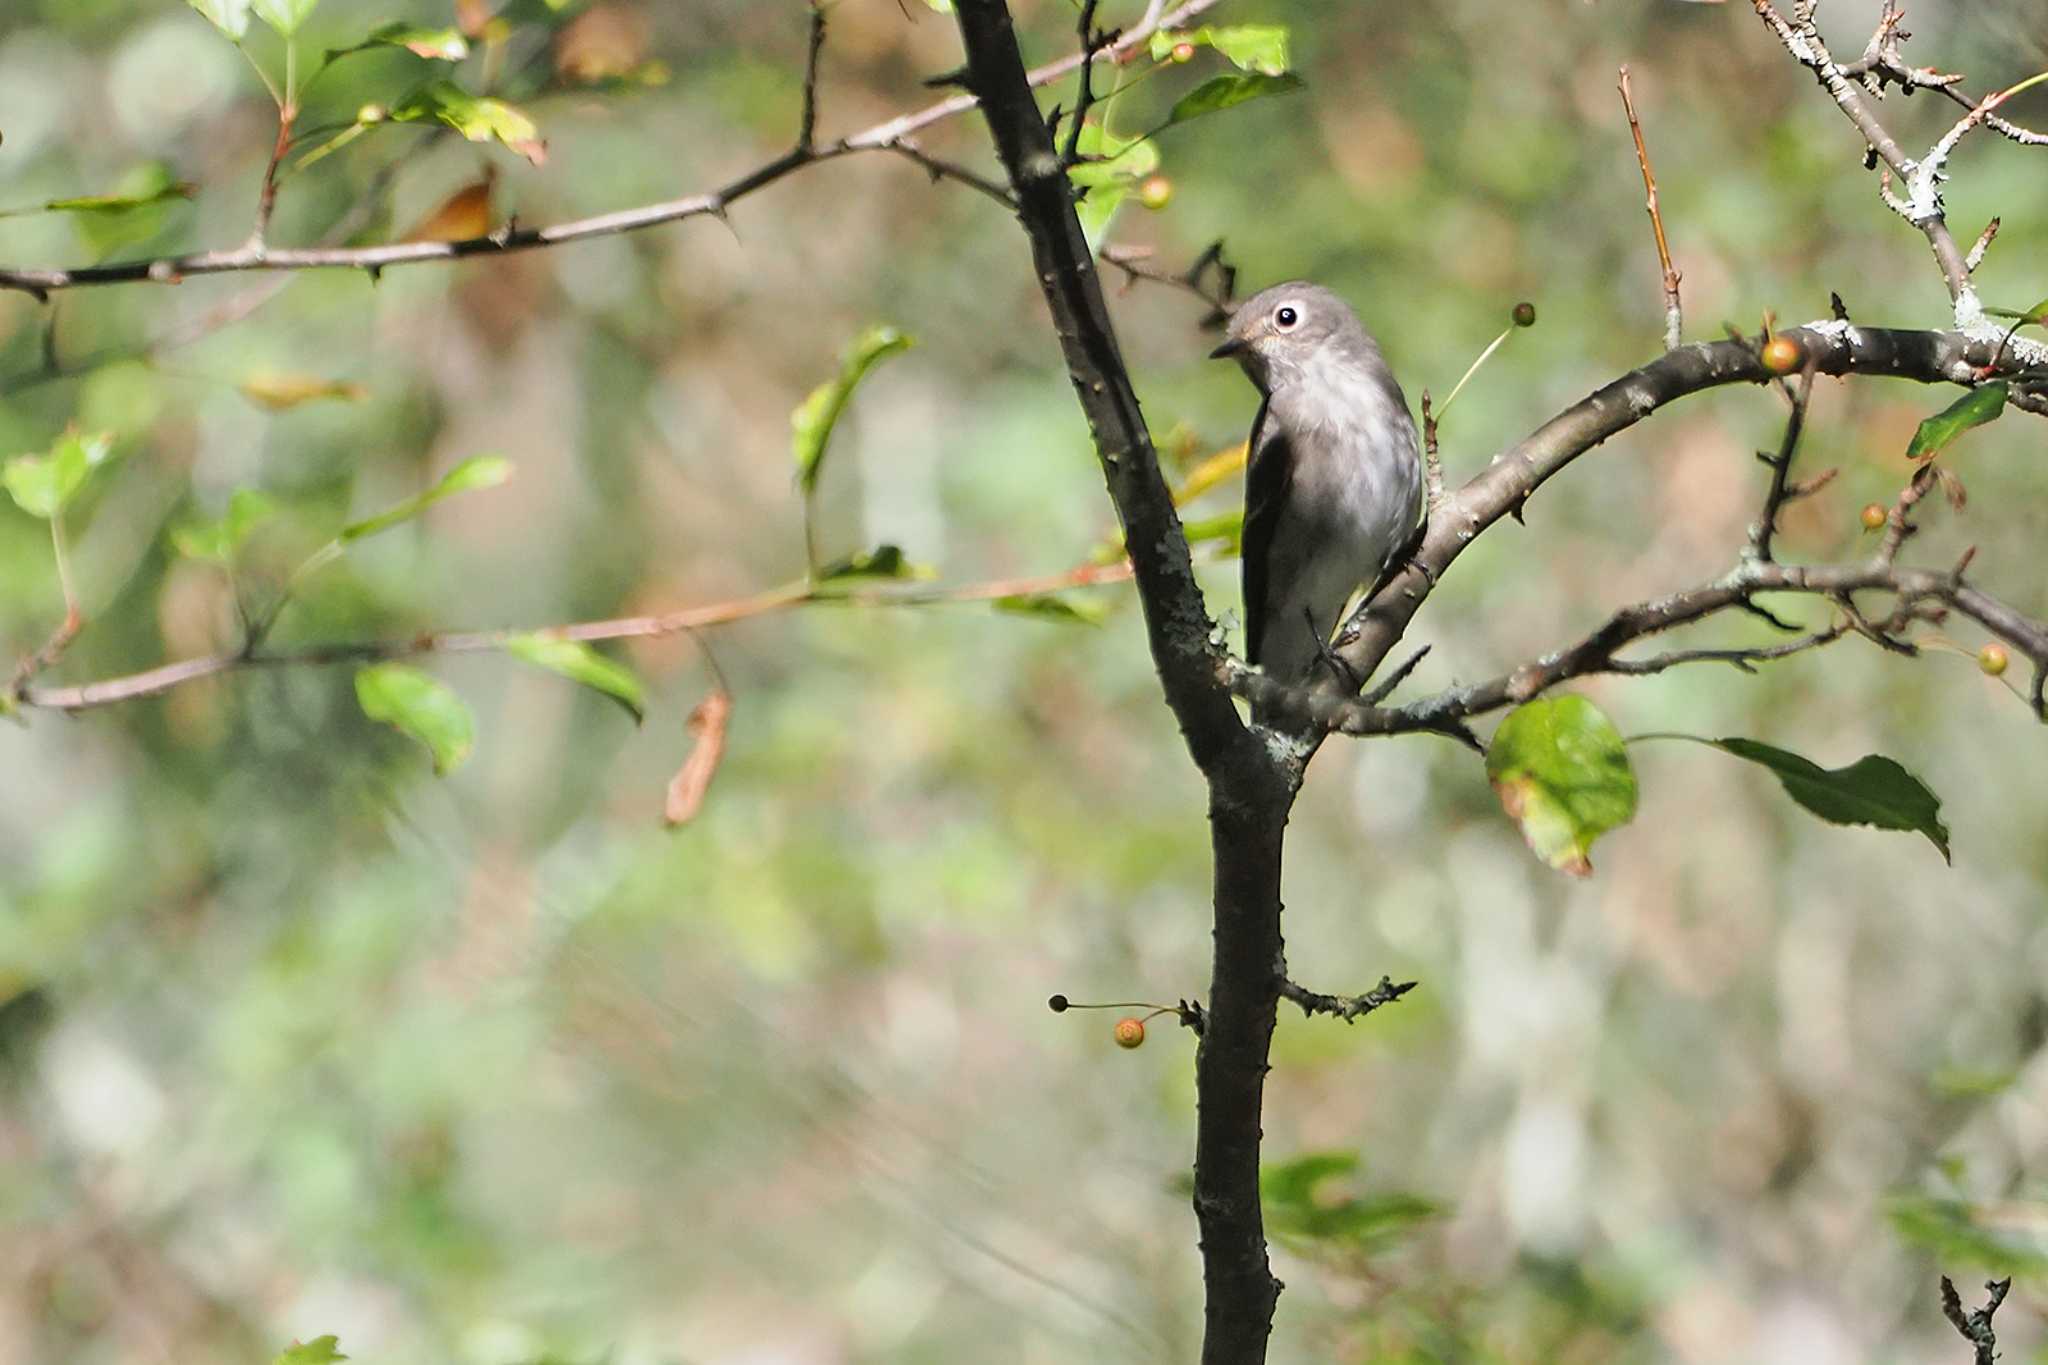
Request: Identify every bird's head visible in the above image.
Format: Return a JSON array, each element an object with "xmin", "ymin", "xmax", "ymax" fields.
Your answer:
[{"xmin": 1208, "ymin": 281, "xmax": 1373, "ymax": 391}]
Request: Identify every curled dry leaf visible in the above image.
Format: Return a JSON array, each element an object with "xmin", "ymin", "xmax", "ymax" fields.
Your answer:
[
  {"xmin": 403, "ymin": 176, "xmax": 495, "ymax": 244},
  {"xmin": 664, "ymin": 689, "xmax": 732, "ymax": 826}
]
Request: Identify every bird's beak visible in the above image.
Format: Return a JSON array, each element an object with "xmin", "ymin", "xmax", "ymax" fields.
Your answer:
[{"xmin": 1208, "ymin": 336, "xmax": 1248, "ymax": 360}]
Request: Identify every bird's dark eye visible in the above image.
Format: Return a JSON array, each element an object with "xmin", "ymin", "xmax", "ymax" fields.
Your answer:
[{"xmin": 1274, "ymin": 306, "xmax": 1299, "ymax": 329}]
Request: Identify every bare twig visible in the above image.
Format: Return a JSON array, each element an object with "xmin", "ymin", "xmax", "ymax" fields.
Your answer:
[
  {"xmin": 1748, "ymin": 355, "xmax": 1816, "ymax": 561},
  {"xmin": 1098, "ymin": 240, "xmax": 1238, "ymax": 324},
  {"xmin": 1420, "ymin": 390, "xmax": 1445, "ymax": 512},
  {"xmin": 1940, "ymin": 1275, "xmax": 2012, "ymax": 1365},
  {"xmin": 1617, "ymin": 66, "xmax": 1683, "ymax": 350},
  {"xmin": 1750, "ymin": 0, "xmax": 1975, "ymax": 306},
  {"xmin": 1279, "ymin": 972, "xmax": 1416, "ymax": 1024},
  {"xmin": 0, "ymin": 0, "xmax": 1226, "ymax": 298},
  {"xmin": 11, "ymin": 554, "xmax": 1164, "ymax": 714},
  {"xmin": 797, "ymin": 1, "xmax": 827, "ymax": 155}
]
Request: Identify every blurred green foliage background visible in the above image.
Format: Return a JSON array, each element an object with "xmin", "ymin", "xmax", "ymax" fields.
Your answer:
[{"xmin": 2, "ymin": 2, "xmax": 2047, "ymax": 1362}]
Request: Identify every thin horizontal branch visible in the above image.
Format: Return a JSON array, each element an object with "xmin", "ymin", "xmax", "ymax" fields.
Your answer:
[
  {"xmin": 11, "ymin": 555, "xmax": 1154, "ymax": 714},
  {"xmin": 1279, "ymin": 973, "xmax": 1416, "ymax": 1024},
  {"xmin": 0, "ymin": 0, "xmax": 1223, "ymax": 298},
  {"xmin": 1234, "ymin": 556, "xmax": 2048, "ymax": 737},
  {"xmin": 1316, "ymin": 322, "xmax": 2044, "ymax": 716}
]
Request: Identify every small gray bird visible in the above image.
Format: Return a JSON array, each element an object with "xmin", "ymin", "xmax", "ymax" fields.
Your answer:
[{"xmin": 1210, "ymin": 282, "xmax": 1422, "ymax": 717}]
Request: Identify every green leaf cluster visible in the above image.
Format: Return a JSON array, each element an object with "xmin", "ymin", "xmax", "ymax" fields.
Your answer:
[{"xmin": 3, "ymin": 432, "xmax": 115, "ymax": 521}]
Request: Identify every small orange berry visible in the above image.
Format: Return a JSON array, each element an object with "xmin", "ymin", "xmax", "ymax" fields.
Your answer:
[
  {"xmin": 1171, "ymin": 41, "xmax": 1196, "ymax": 63},
  {"xmin": 1859, "ymin": 502, "xmax": 1887, "ymax": 532},
  {"xmin": 1761, "ymin": 335, "xmax": 1802, "ymax": 375},
  {"xmin": 1979, "ymin": 643, "xmax": 2010, "ymax": 677},
  {"xmin": 1113, "ymin": 1017, "xmax": 1146, "ymax": 1049},
  {"xmin": 1137, "ymin": 175, "xmax": 1174, "ymax": 210}
]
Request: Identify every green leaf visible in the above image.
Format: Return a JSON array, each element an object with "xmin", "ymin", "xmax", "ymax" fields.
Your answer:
[
  {"xmin": 354, "ymin": 665, "xmax": 474, "ymax": 775},
  {"xmin": 1065, "ymin": 122, "xmax": 1160, "ymax": 189},
  {"xmin": 1982, "ymin": 296, "xmax": 2048, "ymax": 327},
  {"xmin": 1885, "ymin": 1194, "xmax": 2048, "ymax": 1277},
  {"xmin": 1907, "ymin": 382, "xmax": 2007, "ymax": 463},
  {"xmin": 3, "ymin": 431, "xmax": 115, "ymax": 521},
  {"xmin": 1065, "ymin": 124, "xmax": 1159, "ymax": 250},
  {"xmin": 1165, "ymin": 72, "xmax": 1305, "ymax": 129},
  {"xmin": 1149, "ymin": 25, "xmax": 1291, "ymax": 75},
  {"xmin": 44, "ymin": 178, "xmax": 198, "ymax": 215},
  {"xmin": 1180, "ymin": 509, "xmax": 1244, "ymax": 553},
  {"xmin": 251, "ymin": 0, "xmax": 317, "ymax": 37},
  {"xmin": 186, "ymin": 0, "xmax": 251, "ymax": 39},
  {"xmin": 791, "ymin": 325, "xmax": 914, "ymax": 496},
  {"xmin": 273, "ymin": 1335, "xmax": 348, "ymax": 1365},
  {"xmin": 172, "ymin": 488, "xmax": 276, "ymax": 565},
  {"xmin": 329, "ymin": 21, "xmax": 469, "ymax": 62},
  {"xmin": 390, "ymin": 81, "xmax": 546, "ymax": 164},
  {"xmin": 992, "ymin": 593, "xmax": 1108, "ymax": 626},
  {"xmin": 813, "ymin": 544, "xmax": 933, "ymax": 584},
  {"xmin": 1261, "ymin": 1152, "xmax": 1439, "ymax": 1252},
  {"xmin": 340, "ymin": 456, "xmax": 511, "ymax": 543},
  {"xmin": 1675, "ymin": 737, "xmax": 1950, "ymax": 862},
  {"xmin": 503, "ymin": 634, "xmax": 646, "ymax": 723},
  {"xmin": 1485, "ymin": 695, "xmax": 1637, "ymax": 877}
]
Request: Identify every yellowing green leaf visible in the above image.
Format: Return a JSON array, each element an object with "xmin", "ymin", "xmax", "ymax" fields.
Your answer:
[
  {"xmin": 1907, "ymin": 382, "xmax": 2007, "ymax": 462},
  {"xmin": 503, "ymin": 634, "xmax": 646, "ymax": 723},
  {"xmin": 1485, "ymin": 695, "xmax": 1637, "ymax": 876},
  {"xmin": 239, "ymin": 371, "xmax": 368, "ymax": 412},
  {"xmin": 355, "ymin": 665, "xmax": 474, "ymax": 775},
  {"xmin": 3, "ymin": 431, "xmax": 115, "ymax": 521},
  {"xmin": 330, "ymin": 22, "xmax": 470, "ymax": 62},
  {"xmin": 390, "ymin": 81, "xmax": 545, "ymax": 164},
  {"xmin": 340, "ymin": 456, "xmax": 510, "ymax": 543},
  {"xmin": 1180, "ymin": 509, "xmax": 1244, "ymax": 554},
  {"xmin": 792, "ymin": 325, "xmax": 914, "ymax": 496},
  {"xmin": 1167, "ymin": 72, "xmax": 1305, "ymax": 128}
]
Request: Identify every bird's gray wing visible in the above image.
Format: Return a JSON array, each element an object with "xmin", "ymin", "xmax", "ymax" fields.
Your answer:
[{"xmin": 1240, "ymin": 398, "xmax": 1291, "ymax": 668}]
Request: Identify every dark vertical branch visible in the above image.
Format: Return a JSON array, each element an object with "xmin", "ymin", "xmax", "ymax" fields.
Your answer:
[
  {"xmin": 948, "ymin": 0, "xmax": 1250, "ymax": 776},
  {"xmin": 948, "ymin": 6, "xmax": 1298, "ymax": 1363}
]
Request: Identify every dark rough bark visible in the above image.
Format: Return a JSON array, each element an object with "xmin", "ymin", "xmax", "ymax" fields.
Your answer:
[{"xmin": 948, "ymin": 6, "xmax": 1299, "ymax": 1364}]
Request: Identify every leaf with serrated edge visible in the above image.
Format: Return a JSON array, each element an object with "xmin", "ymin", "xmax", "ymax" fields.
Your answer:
[
  {"xmin": 503, "ymin": 634, "xmax": 645, "ymax": 722},
  {"xmin": 791, "ymin": 326, "xmax": 914, "ymax": 495},
  {"xmin": 354, "ymin": 665, "xmax": 474, "ymax": 775},
  {"xmin": 1485, "ymin": 695, "xmax": 1638, "ymax": 876},
  {"xmin": 390, "ymin": 81, "xmax": 545, "ymax": 164},
  {"xmin": 1907, "ymin": 382, "xmax": 2006, "ymax": 463},
  {"xmin": 340, "ymin": 456, "xmax": 509, "ymax": 543}
]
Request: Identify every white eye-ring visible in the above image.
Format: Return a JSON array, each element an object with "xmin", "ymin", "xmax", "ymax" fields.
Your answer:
[{"xmin": 1273, "ymin": 304, "xmax": 1300, "ymax": 329}]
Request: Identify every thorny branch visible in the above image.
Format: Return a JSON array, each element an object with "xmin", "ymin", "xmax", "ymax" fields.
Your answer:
[
  {"xmin": 0, "ymin": 0, "xmax": 1227, "ymax": 299},
  {"xmin": 1749, "ymin": 0, "xmax": 2048, "ymax": 317}
]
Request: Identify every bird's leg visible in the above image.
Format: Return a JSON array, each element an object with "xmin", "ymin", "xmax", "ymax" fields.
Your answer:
[{"xmin": 1304, "ymin": 606, "xmax": 1363, "ymax": 694}]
